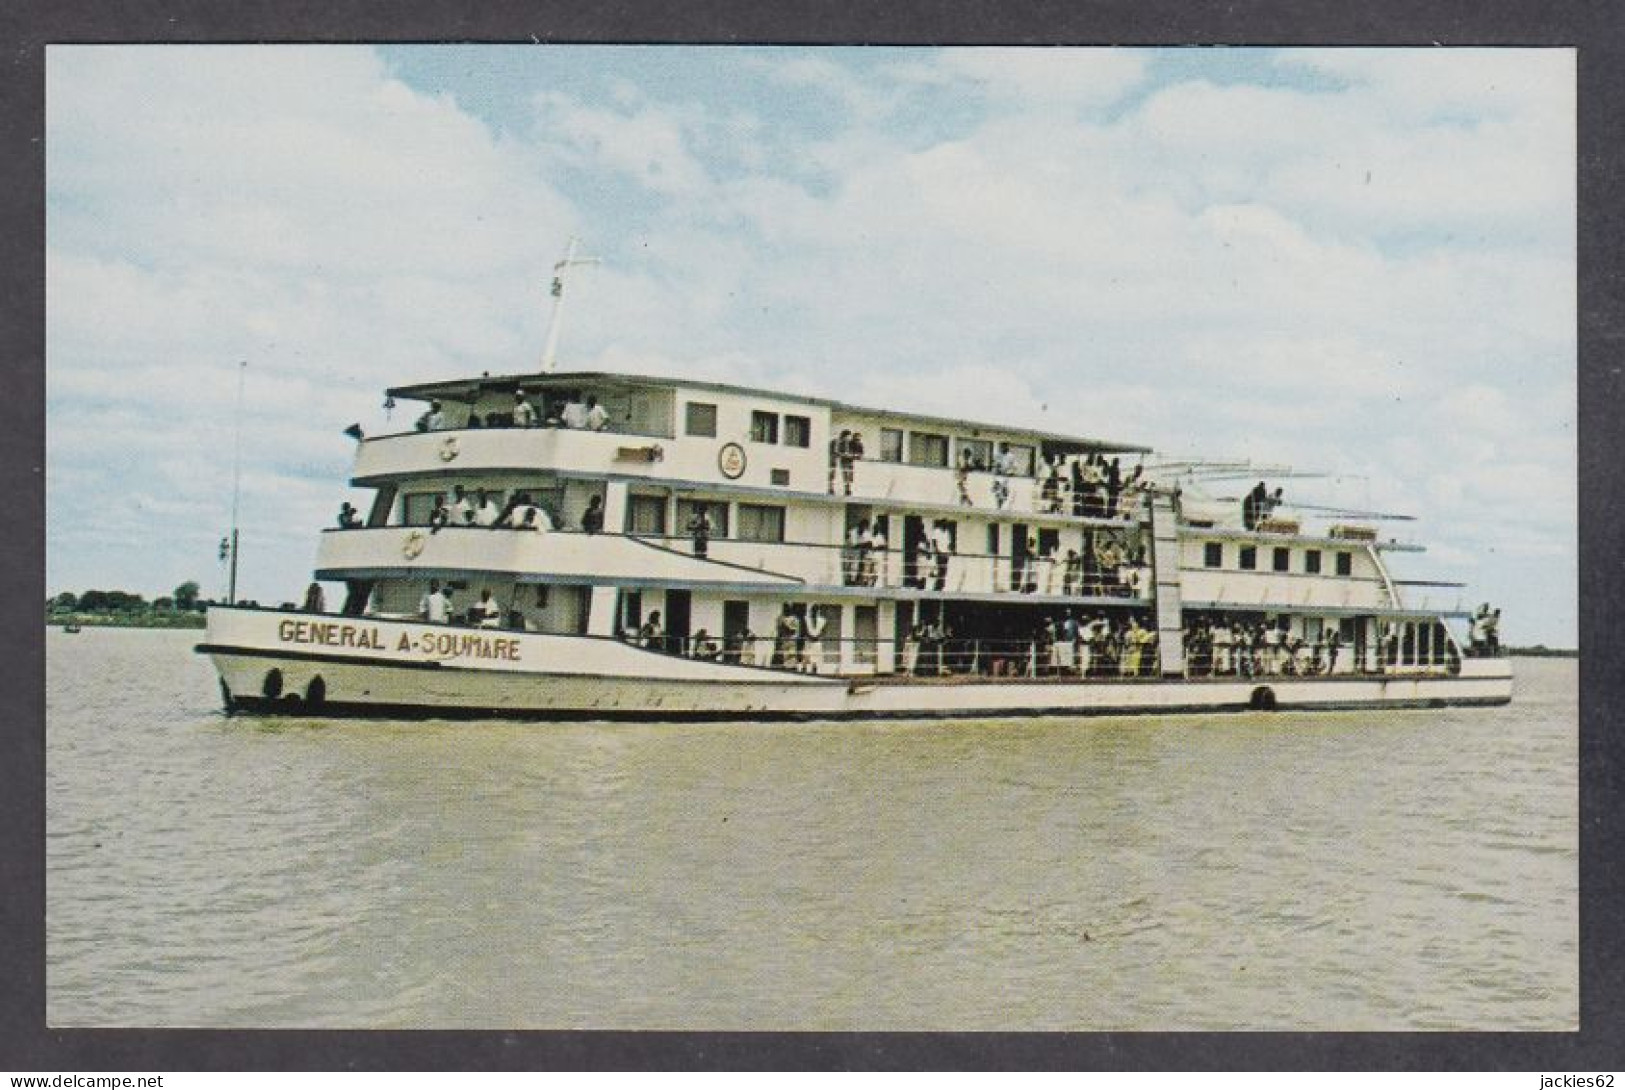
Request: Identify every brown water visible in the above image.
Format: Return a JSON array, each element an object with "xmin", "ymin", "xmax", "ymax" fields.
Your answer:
[{"xmin": 45, "ymin": 628, "xmax": 1576, "ymax": 1029}]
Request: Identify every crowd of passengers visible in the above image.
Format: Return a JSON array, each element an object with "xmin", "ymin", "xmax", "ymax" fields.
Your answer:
[
  {"xmin": 337, "ymin": 488, "xmax": 609, "ymax": 535},
  {"xmin": 619, "ymin": 603, "xmax": 836, "ymax": 673},
  {"xmin": 839, "ymin": 520, "xmax": 1149, "ymax": 599},
  {"xmin": 415, "ymin": 390, "xmax": 611, "ymax": 432},
  {"xmin": 829, "ymin": 430, "xmax": 1148, "ymax": 517}
]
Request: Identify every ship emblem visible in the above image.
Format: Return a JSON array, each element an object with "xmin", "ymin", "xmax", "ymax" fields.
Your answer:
[
  {"xmin": 718, "ymin": 441, "xmax": 747, "ymax": 479},
  {"xmin": 438, "ymin": 436, "xmax": 460, "ymax": 462},
  {"xmin": 402, "ymin": 530, "xmax": 427, "ymax": 560}
]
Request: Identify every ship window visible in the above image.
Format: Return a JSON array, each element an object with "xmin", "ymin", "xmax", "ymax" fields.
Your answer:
[
  {"xmin": 1203, "ymin": 542, "xmax": 1223, "ymax": 568},
  {"xmin": 1336, "ymin": 551, "xmax": 1353, "ymax": 576},
  {"xmin": 1239, "ymin": 545, "xmax": 1257, "ymax": 570},
  {"xmin": 909, "ymin": 431, "xmax": 950, "ymax": 468},
  {"xmin": 685, "ymin": 402, "xmax": 718, "ymax": 437},
  {"xmin": 770, "ymin": 468, "xmax": 790, "ymax": 486},
  {"xmin": 879, "ymin": 428, "xmax": 904, "ymax": 463},
  {"xmin": 1004, "ymin": 444, "xmax": 1037, "ymax": 477},
  {"xmin": 750, "ymin": 411, "xmax": 779, "ymax": 444},
  {"xmin": 626, "ymin": 494, "xmax": 667, "ymax": 536},
  {"xmin": 1272, "ymin": 547, "xmax": 1290, "ymax": 572},
  {"xmin": 1305, "ymin": 549, "xmax": 1322, "ymax": 574},
  {"xmin": 676, "ymin": 498, "xmax": 730, "ymax": 538},
  {"xmin": 736, "ymin": 503, "xmax": 785, "ymax": 543},
  {"xmin": 403, "ymin": 492, "xmax": 442, "ymax": 526},
  {"xmin": 956, "ymin": 437, "xmax": 992, "ymax": 471},
  {"xmin": 784, "ymin": 415, "xmax": 811, "ymax": 448}
]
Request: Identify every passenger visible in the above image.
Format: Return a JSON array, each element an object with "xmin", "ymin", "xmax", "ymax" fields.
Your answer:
[
  {"xmin": 1325, "ymin": 624, "xmax": 1343, "ymax": 674},
  {"xmin": 447, "ymin": 484, "xmax": 474, "ymax": 528},
  {"xmin": 866, "ymin": 519, "xmax": 887, "ymax": 586},
  {"xmin": 1082, "ymin": 455, "xmax": 1106, "ymax": 518},
  {"xmin": 1211, "ymin": 620, "xmax": 1233, "ymax": 675},
  {"xmin": 419, "ymin": 579, "xmax": 449, "ymax": 624},
  {"xmin": 561, "ymin": 396, "xmax": 589, "ymax": 429},
  {"xmin": 829, "ymin": 430, "xmax": 851, "ymax": 495},
  {"xmin": 1061, "ymin": 548, "xmax": 1081, "ymax": 597},
  {"xmin": 844, "ymin": 519, "xmax": 868, "ymax": 586},
  {"xmin": 544, "ymin": 400, "xmax": 566, "ymax": 427},
  {"xmin": 580, "ymin": 494, "xmax": 605, "ymax": 534},
  {"xmin": 507, "ymin": 503, "xmax": 552, "ymax": 531},
  {"xmin": 1040, "ymin": 457, "xmax": 1063, "ymax": 513},
  {"xmin": 903, "ymin": 623, "xmax": 923, "ymax": 675},
  {"xmin": 842, "ymin": 432, "xmax": 864, "ymax": 496},
  {"xmin": 1486, "ymin": 609, "xmax": 1501, "ymax": 655},
  {"xmin": 771, "ymin": 605, "xmax": 801, "ymax": 668},
  {"xmin": 638, "ymin": 610, "xmax": 664, "ymax": 650},
  {"xmin": 801, "ymin": 605, "xmax": 828, "ymax": 673},
  {"xmin": 1104, "ymin": 458, "xmax": 1123, "ymax": 519},
  {"xmin": 513, "ymin": 390, "xmax": 538, "ymax": 427},
  {"xmin": 472, "ymin": 588, "xmax": 501, "ymax": 628},
  {"xmin": 417, "ymin": 400, "xmax": 447, "ymax": 432},
  {"xmin": 1058, "ymin": 611, "xmax": 1078, "ymax": 673},
  {"xmin": 467, "ymin": 414, "xmax": 483, "ymax": 429},
  {"xmin": 686, "ymin": 506, "xmax": 712, "ymax": 558},
  {"xmin": 585, "ymin": 395, "xmax": 610, "ymax": 432},
  {"xmin": 911, "ymin": 531, "xmax": 934, "ymax": 590},
  {"xmin": 992, "ymin": 442, "xmax": 1016, "ymax": 510},
  {"xmin": 955, "ymin": 447, "xmax": 975, "ymax": 506},
  {"xmin": 336, "ymin": 502, "xmax": 362, "ymax": 529},
  {"xmin": 1069, "ymin": 456, "xmax": 1087, "ymax": 517},
  {"xmin": 302, "ymin": 582, "xmax": 326, "ymax": 614},
  {"xmin": 737, "ymin": 625, "xmax": 757, "ymax": 666},
  {"xmin": 691, "ymin": 629, "xmax": 721, "ymax": 661},
  {"xmin": 473, "ymin": 490, "xmax": 502, "ymax": 528},
  {"xmin": 930, "ymin": 520, "xmax": 953, "ymax": 591}
]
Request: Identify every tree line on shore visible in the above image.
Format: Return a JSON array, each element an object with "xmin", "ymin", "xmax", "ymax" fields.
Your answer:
[{"xmin": 47, "ymin": 582, "xmax": 209, "ymax": 627}]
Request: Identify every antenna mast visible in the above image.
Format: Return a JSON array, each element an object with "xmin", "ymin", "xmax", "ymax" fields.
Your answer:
[{"xmin": 540, "ymin": 236, "xmax": 602, "ymax": 373}]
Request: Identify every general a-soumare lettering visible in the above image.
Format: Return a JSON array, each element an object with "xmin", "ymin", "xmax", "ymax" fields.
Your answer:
[{"xmin": 276, "ymin": 619, "xmax": 521, "ymax": 662}]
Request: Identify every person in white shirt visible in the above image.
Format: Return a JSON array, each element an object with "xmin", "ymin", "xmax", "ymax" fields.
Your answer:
[
  {"xmin": 930, "ymin": 521, "xmax": 953, "ymax": 591},
  {"xmin": 992, "ymin": 443, "xmax": 1016, "ymax": 510},
  {"xmin": 445, "ymin": 485, "xmax": 473, "ymax": 529},
  {"xmin": 505, "ymin": 504, "xmax": 550, "ymax": 531},
  {"xmin": 419, "ymin": 580, "xmax": 449, "ymax": 624},
  {"xmin": 473, "ymin": 490, "xmax": 502, "ymax": 528},
  {"xmin": 866, "ymin": 522, "xmax": 888, "ymax": 586},
  {"xmin": 472, "ymin": 588, "xmax": 501, "ymax": 628},
  {"xmin": 561, "ymin": 398, "xmax": 589, "ymax": 429},
  {"xmin": 419, "ymin": 400, "xmax": 447, "ymax": 431},
  {"xmin": 584, "ymin": 395, "xmax": 610, "ymax": 431},
  {"xmin": 513, "ymin": 390, "xmax": 538, "ymax": 427},
  {"xmin": 1263, "ymin": 624, "xmax": 1283, "ymax": 675}
]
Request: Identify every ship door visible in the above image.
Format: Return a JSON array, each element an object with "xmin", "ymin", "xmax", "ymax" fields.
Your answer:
[
  {"xmin": 664, "ymin": 590, "xmax": 692, "ymax": 656},
  {"xmin": 902, "ymin": 515, "xmax": 926, "ymax": 588}
]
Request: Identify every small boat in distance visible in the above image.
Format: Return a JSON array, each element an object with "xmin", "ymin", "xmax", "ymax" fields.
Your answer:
[{"xmin": 197, "ymin": 362, "xmax": 1512, "ymax": 720}]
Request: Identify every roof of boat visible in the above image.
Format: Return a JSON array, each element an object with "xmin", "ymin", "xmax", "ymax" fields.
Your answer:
[{"xmin": 387, "ymin": 369, "xmax": 1152, "ymax": 454}]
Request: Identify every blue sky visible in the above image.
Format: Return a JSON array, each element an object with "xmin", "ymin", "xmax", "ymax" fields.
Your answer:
[{"xmin": 45, "ymin": 46, "xmax": 1576, "ymax": 644}]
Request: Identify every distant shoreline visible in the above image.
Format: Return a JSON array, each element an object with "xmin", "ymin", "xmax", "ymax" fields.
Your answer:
[
  {"xmin": 1507, "ymin": 646, "xmax": 1578, "ymax": 659},
  {"xmin": 48, "ymin": 615, "xmax": 205, "ymax": 630}
]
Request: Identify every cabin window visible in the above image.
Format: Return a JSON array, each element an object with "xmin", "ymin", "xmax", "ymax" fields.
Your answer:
[
  {"xmin": 879, "ymin": 428, "xmax": 904, "ymax": 463},
  {"xmin": 1239, "ymin": 545, "xmax": 1257, "ymax": 571},
  {"xmin": 1304, "ymin": 549, "xmax": 1322, "ymax": 574},
  {"xmin": 770, "ymin": 468, "xmax": 790, "ymax": 486},
  {"xmin": 403, "ymin": 492, "xmax": 443, "ymax": 526},
  {"xmin": 1005, "ymin": 444, "xmax": 1037, "ymax": 477},
  {"xmin": 784, "ymin": 414, "xmax": 811, "ymax": 448},
  {"xmin": 750, "ymin": 411, "xmax": 779, "ymax": 444},
  {"xmin": 625, "ymin": 494, "xmax": 667, "ymax": 536},
  {"xmin": 675, "ymin": 498, "xmax": 730, "ymax": 538},
  {"xmin": 1336, "ymin": 551, "xmax": 1353, "ymax": 576},
  {"xmin": 1203, "ymin": 542, "xmax": 1223, "ymax": 568},
  {"xmin": 737, "ymin": 503, "xmax": 786, "ymax": 543},
  {"xmin": 956, "ymin": 438, "xmax": 993, "ymax": 471},
  {"xmin": 685, "ymin": 402, "xmax": 718, "ymax": 437},
  {"xmin": 909, "ymin": 431, "xmax": 950, "ymax": 468},
  {"xmin": 1272, "ymin": 547, "xmax": 1291, "ymax": 572}
]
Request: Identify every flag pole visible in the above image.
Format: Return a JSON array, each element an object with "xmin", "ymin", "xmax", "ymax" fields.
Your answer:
[{"xmin": 228, "ymin": 359, "xmax": 246, "ymax": 605}]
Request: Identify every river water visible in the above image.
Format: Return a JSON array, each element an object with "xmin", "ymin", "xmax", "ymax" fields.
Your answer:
[{"xmin": 45, "ymin": 628, "xmax": 1576, "ymax": 1029}]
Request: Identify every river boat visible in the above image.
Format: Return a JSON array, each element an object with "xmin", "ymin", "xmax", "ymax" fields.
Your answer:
[{"xmin": 199, "ymin": 364, "xmax": 1513, "ymax": 720}]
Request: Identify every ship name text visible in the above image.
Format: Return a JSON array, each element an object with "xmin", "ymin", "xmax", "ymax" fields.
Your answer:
[{"xmin": 276, "ymin": 619, "xmax": 522, "ymax": 662}]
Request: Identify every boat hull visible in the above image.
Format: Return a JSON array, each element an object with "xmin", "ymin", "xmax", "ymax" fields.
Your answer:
[{"xmin": 200, "ymin": 607, "xmax": 1513, "ymax": 722}]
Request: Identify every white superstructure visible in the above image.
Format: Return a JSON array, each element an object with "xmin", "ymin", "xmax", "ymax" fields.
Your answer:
[{"xmin": 200, "ymin": 368, "xmax": 1511, "ymax": 720}]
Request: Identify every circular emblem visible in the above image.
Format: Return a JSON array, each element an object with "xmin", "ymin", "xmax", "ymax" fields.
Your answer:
[
  {"xmin": 718, "ymin": 442, "xmax": 747, "ymax": 480},
  {"xmin": 402, "ymin": 530, "xmax": 427, "ymax": 560},
  {"xmin": 438, "ymin": 436, "xmax": 460, "ymax": 462}
]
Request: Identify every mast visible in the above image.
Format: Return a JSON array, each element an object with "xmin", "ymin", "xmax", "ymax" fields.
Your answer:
[
  {"xmin": 540, "ymin": 236, "xmax": 602, "ymax": 373},
  {"xmin": 227, "ymin": 359, "xmax": 246, "ymax": 605}
]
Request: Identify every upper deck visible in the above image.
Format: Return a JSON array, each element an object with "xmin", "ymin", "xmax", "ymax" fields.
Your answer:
[{"xmin": 353, "ymin": 370, "xmax": 1148, "ymax": 507}]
